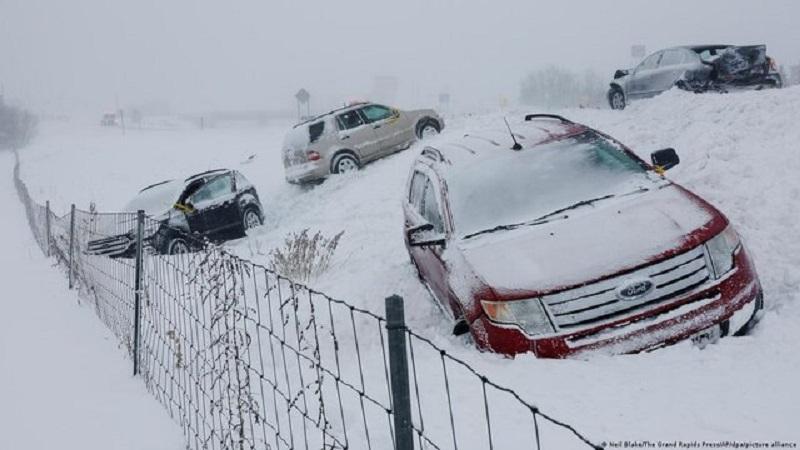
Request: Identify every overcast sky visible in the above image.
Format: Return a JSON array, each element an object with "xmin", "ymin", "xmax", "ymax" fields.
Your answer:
[{"xmin": 2, "ymin": 0, "xmax": 799, "ymax": 114}]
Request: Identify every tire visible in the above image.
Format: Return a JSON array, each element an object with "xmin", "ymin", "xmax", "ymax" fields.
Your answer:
[
  {"xmin": 733, "ymin": 292, "xmax": 764, "ymax": 337},
  {"xmin": 417, "ymin": 119, "xmax": 440, "ymax": 139},
  {"xmin": 166, "ymin": 237, "xmax": 190, "ymax": 255},
  {"xmin": 331, "ymin": 153, "xmax": 359, "ymax": 174},
  {"xmin": 242, "ymin": 207, "xmax": 262, "ymax": 232},
  {"xmin": 608, "ymin": 87, "xmax": 626, "ymax": 110}
]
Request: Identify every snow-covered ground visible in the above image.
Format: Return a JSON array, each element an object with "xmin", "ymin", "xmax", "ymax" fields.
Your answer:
[
  {"xmin": 0, "ymin": 151, "xmax": 184, "ymax": 450},
  {"xmin": 14, "ymin": 88, "xmax": 800, "ymax": 446}
]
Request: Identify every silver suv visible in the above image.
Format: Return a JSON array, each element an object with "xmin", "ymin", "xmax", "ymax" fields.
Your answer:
[{"xmin": 282, "ymin": 102, "xmax": 444, "ymax": 183}]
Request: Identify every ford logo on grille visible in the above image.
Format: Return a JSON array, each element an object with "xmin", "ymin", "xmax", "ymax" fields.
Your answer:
[{"xmin": 616, "ymin": 279, "xmax": 654, "ymax": 301}]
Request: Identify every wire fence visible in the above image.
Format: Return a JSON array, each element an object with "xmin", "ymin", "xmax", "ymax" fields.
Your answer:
[{"xmin": 13, "ymin": 152, "xmax": 603, "ymax": 450}]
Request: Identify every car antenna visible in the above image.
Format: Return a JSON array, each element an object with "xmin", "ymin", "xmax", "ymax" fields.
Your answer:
[{"xmin": 504, "ymin": 117, "xmax": 523, "ymax": 150}]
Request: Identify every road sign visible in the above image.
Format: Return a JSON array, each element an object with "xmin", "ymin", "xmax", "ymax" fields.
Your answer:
[
  {"xmin": 631, "ymin": 45, "xmax": 646, "ymax": 59},
  {"xmin": 295, "ymin": 89, "xmax": 310, "ymax": 104}
]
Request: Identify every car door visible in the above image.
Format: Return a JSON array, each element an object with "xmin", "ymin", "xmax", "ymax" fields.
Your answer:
[
  {"xmin": 654, "ymin": 49, "xmax": 690, "ymax": 91},
  {"xmin": 334, "ymin": 109, "xmax": 381, "ymax": 161},
  {"xmin": 186, "ymin": 173, "xmax": 239, "ymax": 240},
  {"xmin": 406, "ymin": 170, "xmax": 453, "ymax": 315},
  {"xmin": 359, "ymin": 104, "xmax": 409, "ymax": 155},
  {"xmin": 628, "ymin": 51, "xmax": 663, "ymax": 98}
]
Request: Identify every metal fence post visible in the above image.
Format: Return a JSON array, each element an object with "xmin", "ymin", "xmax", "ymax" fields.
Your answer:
[
  {"xmin": 68, "ymin": 204, "xmax": 76, "ymax": 289},
  {"xmin": 45, "ymin": 200, "xmax": 51, "ymax": 257},
  {"xmin": 386, "ymin": 295, "xmax": 414, "ymax": 450},
  {"xmin": 133, "ymin": 210, "xmax": 144, "ymax": 376}
]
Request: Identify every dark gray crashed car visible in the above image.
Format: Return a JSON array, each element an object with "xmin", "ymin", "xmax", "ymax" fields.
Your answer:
[{"xmin": 608, "ymin": 45, "xmax": 783, "ymax": 110}]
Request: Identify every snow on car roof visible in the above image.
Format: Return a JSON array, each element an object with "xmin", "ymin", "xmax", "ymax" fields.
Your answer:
[
  {"xmin": 425, "ymin": 118, "xmax": 588, "ymax": 174},
  {"xmin": 292, "ymin": 102, "xmax": 369, "ymax": 128}
]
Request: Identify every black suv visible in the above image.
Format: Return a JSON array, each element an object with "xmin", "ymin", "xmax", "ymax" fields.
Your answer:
[{"xmin": 87, "ymin": 169, "xmax": 264, "ymax": 256}]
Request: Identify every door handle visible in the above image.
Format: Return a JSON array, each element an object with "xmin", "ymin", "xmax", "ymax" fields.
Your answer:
[
  {"xmin": 373, "ymin": 124, "xmax": 382, "ymax": 129},
  {"xmin": 342, "ymin": 135, "xmax": 350, "ymax": 140}
]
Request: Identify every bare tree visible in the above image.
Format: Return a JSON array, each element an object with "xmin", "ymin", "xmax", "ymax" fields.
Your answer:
[
  {"xmin": 0, "ymin": 97, "xmax": 38, "ymax": 150},
  {"xmin": 520, "ymin": 66, "xmax": 606, "ymax": 109}
]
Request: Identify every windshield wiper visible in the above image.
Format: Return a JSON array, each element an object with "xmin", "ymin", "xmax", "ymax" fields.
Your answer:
[
  {"xmin": 532, "ymin": 193, "xmax": 617, "ymax": 223},
  {"xmin": 463, "ymin": 192, "xmax": 627, "ymax": 240},
  {"xmin": 462, "ymin": 218, "xmax": 557, "ymax": 240},
  {"xmin": 463, "ymin": 187, "xmax": 652, "ymax": 241}
]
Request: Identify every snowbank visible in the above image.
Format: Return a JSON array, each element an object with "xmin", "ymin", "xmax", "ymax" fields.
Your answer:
[
  {"xmin": 0, "ymin": 152, "xmax": 183, "ymax": 450},
  {"xmin": 15, "ymin": 87, "xmax": 800, "ymax": 445}
]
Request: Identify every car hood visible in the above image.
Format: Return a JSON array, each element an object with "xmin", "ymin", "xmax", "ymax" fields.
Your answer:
[
  {"xmin": 610, "ymin": 69, "xmax": 632, "ymax": 85},
  {"xmin": 124, "ymin": 180, "xmax": 184, "ymax": 216},
  {"xmin": 456, "ymin": 184, "xmax": 719, "ymax": 296}
]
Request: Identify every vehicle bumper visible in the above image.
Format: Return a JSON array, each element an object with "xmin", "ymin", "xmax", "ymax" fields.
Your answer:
[
  {"xmin": 284, "ymin": 161, "xmax": 328, "ymax": 184},
  {"xmin": 471, "ymin": 247, "xmax": 763, "ymax": 358},
  {"xmin": 705, "ymin": 73, "xmax": 782, "ymax": 91}
]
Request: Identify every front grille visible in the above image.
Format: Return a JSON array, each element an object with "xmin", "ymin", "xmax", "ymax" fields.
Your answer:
[
  {"xmin": 86, "ymin": 234, "xmax": 134, "ymax": 257},
  {"xmin": 542, "ymin": 246, "xmax": 711, "ymax": 330}
]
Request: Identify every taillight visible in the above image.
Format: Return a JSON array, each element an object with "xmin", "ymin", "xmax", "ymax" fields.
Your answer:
[{"xmin": 307, "ymin": 150, "xmax": 321, "ymax": 161}]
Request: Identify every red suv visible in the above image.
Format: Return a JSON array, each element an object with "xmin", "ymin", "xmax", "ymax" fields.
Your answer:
[{"xmin": 403, "ymin": 114, "xmax": 763, "ymax": 358}]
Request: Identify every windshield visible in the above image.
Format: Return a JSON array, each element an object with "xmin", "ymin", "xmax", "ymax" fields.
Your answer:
[
  {"xmin": 449, "ymin": 131, "xmax": 651, "ymax": 239},
  {"xmin": 124, "ymin": 180, "xmax": 184, "ymax": 215}
]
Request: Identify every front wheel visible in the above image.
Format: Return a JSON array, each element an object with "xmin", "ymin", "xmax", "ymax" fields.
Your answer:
[
  {"xmin": 166, "ymin": 237, "xmax": 190, "ymax": 255},
  {"xmin": 608, "ymin": 88, "xmax": 626, "ymax": 110},
  {"xmin": 417, "ymin": 120, "xmax": 440, "ymax": 139},
  {"xmin": 733, "ymin": 293, "xmax": 764, "ymax": 337},
  {"xmin": 242, "ymin": 208, "xmax": 262, "ymax": 231}
]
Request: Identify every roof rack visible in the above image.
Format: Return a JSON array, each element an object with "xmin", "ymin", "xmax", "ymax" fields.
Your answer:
[
  {"xmin": 293, "ymin": 102, "xmax": 369, "ymax": 128},
  {"xmin": 523, "ymin": 114, "xmax": 574, "ymax": 124},
  {"xmin": 185, "ymin": 168, "xmax": 228, "ymax": 182}
]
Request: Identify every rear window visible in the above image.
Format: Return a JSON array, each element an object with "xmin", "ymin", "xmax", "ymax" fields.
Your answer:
[
  {"xmin": 409, "ymin": 171, "xmax": 427, "ymax": 209},
  {"xmin": 309, "ymin": 121, "xmax": 325, "ymax": 143}
]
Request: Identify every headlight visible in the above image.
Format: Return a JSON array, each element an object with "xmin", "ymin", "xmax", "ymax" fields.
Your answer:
[
  {"xmin": 705, "ymin": 225, "xmax": 741, "ymax": 278},
  {"xmin": 481, "ymin": 298, "xmax": 555, "ymax": 336}
]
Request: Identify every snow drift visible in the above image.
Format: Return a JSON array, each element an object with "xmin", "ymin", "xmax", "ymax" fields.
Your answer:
[{"xmin": 15, "ymin": 86, "xmax": 800, "ymax": 445}]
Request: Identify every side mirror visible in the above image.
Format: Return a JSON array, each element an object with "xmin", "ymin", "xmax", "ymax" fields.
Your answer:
[
  {"xmin": 174, "ymin": 202, "xmax": 195, "ymax": 213},
  {"xmin": 407, "ymin": 222, "xmax": 446, "ymax": 248},
  {"xmin": 614, "ymin": 69, "xmax": 629, "ymax": 79},
  {"xmin": 650, "ymin": 148, "xmax": 680, "ymax": 173}
]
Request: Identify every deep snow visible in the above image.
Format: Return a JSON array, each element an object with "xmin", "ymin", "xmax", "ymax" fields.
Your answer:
[
  {"xmin": 0, "ymin": 152, "xmax": 184, "ymax": 449},
  {"xmin": 14, "ymin": 87, "xmax": 800, "ymax": 446}
]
